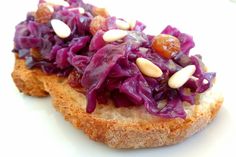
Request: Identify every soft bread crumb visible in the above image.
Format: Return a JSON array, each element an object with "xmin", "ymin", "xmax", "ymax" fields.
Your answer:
[{"xmin": 11, "ymin": 57, "xmax": 224, "ymax": 149}]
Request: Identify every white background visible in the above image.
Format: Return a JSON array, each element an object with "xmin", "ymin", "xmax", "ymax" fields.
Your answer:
[{"xmin": 0, "ymin": 0, "xmax": 236, "ymax": 156}]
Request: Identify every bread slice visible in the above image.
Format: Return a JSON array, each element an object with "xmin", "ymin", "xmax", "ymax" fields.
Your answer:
[{"xmin": 12, "ymin": 56, "xmax": 223, "ymax": 149}]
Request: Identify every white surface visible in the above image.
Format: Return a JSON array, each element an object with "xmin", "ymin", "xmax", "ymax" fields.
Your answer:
[{"xmin": 0, "ymin": 0, "xmax": 236, "ymax": 157}]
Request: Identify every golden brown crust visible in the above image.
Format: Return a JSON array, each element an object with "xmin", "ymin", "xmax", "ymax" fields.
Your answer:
[
  {"xmin": 11, "ymin": 56, "xmax": 48, "ymax": 97},
  {"xmin": 11, "ymin": 57, "xmax": 224, "ymax": 149}
]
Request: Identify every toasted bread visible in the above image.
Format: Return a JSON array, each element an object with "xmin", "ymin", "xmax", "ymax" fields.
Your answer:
[{"xmin": 11, "ymin": 57, "xmax": 223, "ymax": 149}]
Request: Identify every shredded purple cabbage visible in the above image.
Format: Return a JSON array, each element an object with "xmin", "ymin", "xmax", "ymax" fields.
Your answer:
[
  {"xmin": 162, "ymin": 25, "xmax": 195, "ymax": 55},
  {"xmin": 13, "ymin": 0, "xmax": 216, "ymax": 118}
]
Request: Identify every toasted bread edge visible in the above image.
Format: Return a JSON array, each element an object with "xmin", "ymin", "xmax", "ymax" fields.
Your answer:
[{"xmin": 11, "ymin": 57, "xmax": 223, "ymax": 149}]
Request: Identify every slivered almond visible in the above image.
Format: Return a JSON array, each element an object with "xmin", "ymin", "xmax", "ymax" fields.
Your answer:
[
  {"xmin": 127, "ymin": 19, "xmax": 136, "ymax": 29},
  {"xmin": 157, "ymin": 99, "xmax": 167, "ymax": 109},
  {"xmin": 51, "ymin": 19, "xmax": 71, "ymax": 38},
  {"xmin": 103, "ymin": 29, "xmax": 128, "ymax": 42},
  {"xmin": 136, "ymin": 58, "xmax": 163, "ymax": 78},
  {"xmin": 78, "ymin": 7, "xmax": 85, "ymax": 14},
  {"xmin": 116, "ymin": 19, "xmax": 130, "ymax": 30},
  {"xmin": 168, "ymin": 65, "xmax": 196, "ymax": 89},
  {"xmin": 45, "ymin": 0, "xmax": 70, "ymax": 7},
  {"xmin": 41, "ymin": 3, "xmax": 54, "ymax": 12},
  {"xmin": 190, "ymin": 76, "xmax": 199, "ymax": 81},
  {"xmin": 203, "ymin": 79, "xmax": 209, "ymax": 84},
  {"xmin": 69, "ymin": 7, "xmax": 85, "ymax": 14}
]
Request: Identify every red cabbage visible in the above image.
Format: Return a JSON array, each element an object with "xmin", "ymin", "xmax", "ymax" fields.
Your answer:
[
  {"xmin": 14, "ymin": 3, "xmax": 93, "ymax": 76},
  {"xmin": 162, "ymin": 25, "xmax": 195, "ymax": 55},
  {"xmin": 70, "ymin": 55, "xmax": 90, "ymax": 73},
  {"xmin": 13, "ymin": 0, "xmax": 216, "ymax": 119},
  {"xmin": 133, "ymin": 20, "xmax": 146, "ymax": 32},
  {"xmin": 89, "ymin": 30, "xmax": 106, "ymax": 52},
  {"xmin": 81, "ymin": 44, "xmax": 127, "ymax": 112},
  {"xmin": 55, "ymin": 48, "xmax": 70, "ymax": 69}
]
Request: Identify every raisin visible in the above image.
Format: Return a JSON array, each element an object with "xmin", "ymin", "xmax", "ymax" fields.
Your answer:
[
  {"xmin": 30, "ymin": 48, "xmax": 42, "ymax": 60},
  {"xmin": 35, "ymin": 4, "xmax": 53, "ymax": 24},
  {"xmin": 89, "ymin": 15, "xmax": 107, "ymax": 35},
  {"xmin": 152, "ymin": 34, "xmax": 181, "ymax": 59},
  {"xmin": 68, "ymin": 70, "xmax": 83, "ymax": 89},
  {"xmin": 92, "ymin": 7, "xmax": 109, "ymax": 17}
]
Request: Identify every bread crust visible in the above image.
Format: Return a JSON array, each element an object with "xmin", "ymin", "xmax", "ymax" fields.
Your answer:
[{"xmin": 11, "ymin": 57, "xmax": 223, "ymax": 149}]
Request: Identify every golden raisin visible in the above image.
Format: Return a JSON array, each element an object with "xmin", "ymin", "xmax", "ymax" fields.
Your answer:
[
  {"xmin": 30, "ymin": 48, "xmax": 42, "ymax": 60},
  {"xmin": 151, "ymin": 34, "xmax": 181, "ymax": 59},
  {"xmin": 35, "ymin": 3, "xmax": 53, "ymax": 24},
  {"xmin": 90, "ymin": 15, "xmax": 107, "ymax": 35},
  {"xmin": 92, "ymin": 7, "xmax": 109, "ymax": 17},
  {"xmin": 68, "ymin": 70, "xmax": 85, "ymax": 93}
]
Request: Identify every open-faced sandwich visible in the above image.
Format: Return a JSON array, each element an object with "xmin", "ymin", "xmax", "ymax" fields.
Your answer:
[{"xmin": 12, "ymin": 0, "xmax": 223, "ymax": 149}]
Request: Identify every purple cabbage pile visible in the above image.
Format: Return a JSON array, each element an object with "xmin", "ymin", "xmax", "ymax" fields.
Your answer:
[{"xmin": 13, "ymin": 0, "xmax": 215, "ymax": 118}]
